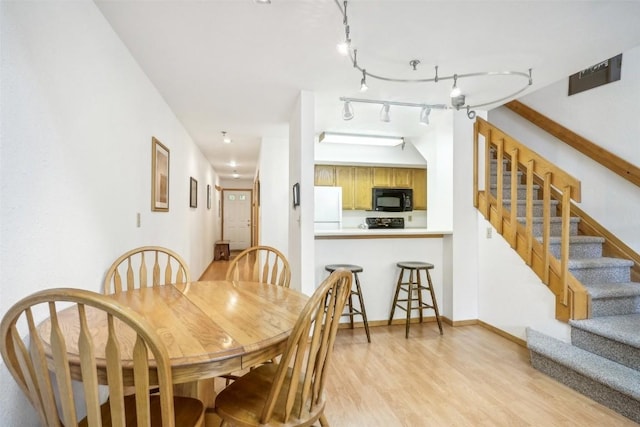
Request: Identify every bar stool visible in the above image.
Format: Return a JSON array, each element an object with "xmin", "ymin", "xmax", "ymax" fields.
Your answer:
[
  {"xmin": 388, "ymin": 261, "xmax": 443, "ymax": 338},
  {"xmin": 325, "ymin": 264, "xmax": 371, "ymax": 343}
]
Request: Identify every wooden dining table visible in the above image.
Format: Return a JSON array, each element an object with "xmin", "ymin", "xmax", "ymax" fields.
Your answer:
[{"xmin": 37, "ymin": 280, "xmax": 309, "ymax": 411}]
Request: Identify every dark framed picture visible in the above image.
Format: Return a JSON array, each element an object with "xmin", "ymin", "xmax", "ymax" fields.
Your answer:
[
  {"xmin": 292, "ymin": 182, "xmax": 300, "ymax": 208},
  {"xmin": 190, "ymin": 177, "xmax": 198, "ymax": 208},
  {"xmin": 151, "ymin": 137, "xmax": 169, "ymax": 212},
  {"xmin": 207, "ymin": 184, "xmax": 211, "ymax": 209}
]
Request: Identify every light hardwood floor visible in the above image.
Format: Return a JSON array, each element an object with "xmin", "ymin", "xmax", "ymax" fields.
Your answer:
[{"xmin": 200, "ymin": 258, "xmax": 638, "ymax": 426}]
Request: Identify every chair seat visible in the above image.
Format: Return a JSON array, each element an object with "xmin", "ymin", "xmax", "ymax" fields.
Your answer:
[
  {"xmin": 325, "ymin": 264, "xmax": 363, "ymax": 273},
  {"xmin": 396, "ymin": 261, "xmax": 434, "ymax": 270},
  {"xmin": 79, "ymin": 395, "xmax": 205, "ymax": 427},
  {"xmin": 215, "ymin": 353, "xmax": 327, "ymax": 427}
]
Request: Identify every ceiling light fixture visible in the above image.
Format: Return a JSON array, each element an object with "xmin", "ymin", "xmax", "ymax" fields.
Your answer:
[
  {"xmin": 339, "ymin": 97, "xmax": 445, "ymax": 125},
  {"xmin": 419, "ymin": 106, "xmax": 431, "ymax": 126},
  {"xmin": 360, "ymin": 69, "xmax": 368, "ymax": 92},
  {"xmin": 222, "ymin": 131, "xmax": 232, "ymax": 144},
  {"xmin": 334, "ymin": 0, "xmax": 533, "ymax": 119},
  {"xmin": 379, "ymin": 103, "xmax": 390, "ymax": 122},
  {"xmin": 319, "ymin": 131, "xmax": 404, "ymax": 147},
  {"xmin": 342, "ymin": 100, "xmax": 354, "ymax": 120}
]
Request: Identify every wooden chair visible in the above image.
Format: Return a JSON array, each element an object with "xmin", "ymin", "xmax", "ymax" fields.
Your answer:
[
  {"xmin": 225, "ymin": 245, "xmax": 291, "ymax": 288},
  {"xmin": 214, "ymin": 269, "xmax": 352, "ymax": 426},
  {"xmin": 104, "ymin": 246, "xmax": 191, "ymax": 294},
  {"xmin": 0, "ymin": 287, "xmax": 204, "ymax": 427}
]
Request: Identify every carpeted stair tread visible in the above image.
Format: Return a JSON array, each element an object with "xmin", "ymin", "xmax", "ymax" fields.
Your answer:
[
  {"xmin": 544, "ymin": 235, "xmax": 605, "ymax": 244},
  {"xmin": 569, "ymin": 314, "xmax": 640, "ymax": 348},
  {"xmin": 518, "ymin": 216, "xmax": 581, "ymax": 224},
  {"xmin": 584, "ymin": 282, "xmax": 640, "ymax": 299},
  {"xmin": 567, "ymin": 257, "xmax": 634, "ymax": 269},
  {"xmin": 526, "ymin": 328, "xmax": 640, "ymax": 400}
]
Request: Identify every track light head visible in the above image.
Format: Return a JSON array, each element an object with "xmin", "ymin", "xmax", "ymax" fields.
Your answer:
[
  {"xmin": 360, "ymin": 69, "xmax": 368, "ymax": 92},
  {"xmin": 379, "ymin": 104, "xmax": 390, "ymax": 122},
  {"xmin": 342, "ymin": 101, "xmax": 354, "ymax": 121},
  {"xmin": 419, "ymin": 107, "xmax": 431, "ymax": 126}
]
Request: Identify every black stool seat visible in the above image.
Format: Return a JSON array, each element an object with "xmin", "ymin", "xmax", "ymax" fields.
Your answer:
[
  {"xmin": 389, "ymin": 261, "xmax": 443, "ymax": 338},
  {"xmin": 397, "ymin": 261, "xmax": 434, "ymax": 270},
  {"xmin": 325, "ymin": 264, "xmax": 363, "ymax": 273},
  {"xmin": 324, "ymin": 264, "xmax": 370, "ymax": 343}
]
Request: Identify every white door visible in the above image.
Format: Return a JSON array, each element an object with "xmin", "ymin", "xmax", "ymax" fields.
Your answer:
[{"xmin": 223, "ymin": 190, "xmax": 252, "ymax": 250}]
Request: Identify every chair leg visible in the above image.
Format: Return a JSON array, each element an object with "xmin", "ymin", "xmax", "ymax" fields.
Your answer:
[
  {"xmin": 388, "ymin": 268, "xmax": 404, "ymax": 325},
  {"xmin": 425, "ymin": 268, "xmax": 444, "ymax": 335},
  {"xmin": 353, "ymin": 273, "xmax": 371, "ymax": 343},
  {"xmin": 347, "ymin": 290, "xmax": 355, "ymax": 329},
  {"xmin": 405, "ymin": 268, "xmax": 414, "ymax": 338},
  {"xmin": 319, "ymin": 413, "xmax": 329, "ymax": 426}
]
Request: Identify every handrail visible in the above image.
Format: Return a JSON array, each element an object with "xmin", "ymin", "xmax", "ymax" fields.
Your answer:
[
  {"xmin": 505, "ymin": 100, "xmax": 640, "ymax": 189},
  {"xmin": 474, "ymin": 117, "xmax": 587, "ymax": 321}
]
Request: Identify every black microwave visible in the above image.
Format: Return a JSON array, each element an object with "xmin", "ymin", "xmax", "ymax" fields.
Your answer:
[{"xmin": 372, "ymin": 188, "xmax": 413, "ymax": 212}]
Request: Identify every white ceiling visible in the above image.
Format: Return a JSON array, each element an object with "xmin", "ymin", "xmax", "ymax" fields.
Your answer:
[{"xmin": 95, "ymin": 0, "xmax": 640, "ymax": 180}]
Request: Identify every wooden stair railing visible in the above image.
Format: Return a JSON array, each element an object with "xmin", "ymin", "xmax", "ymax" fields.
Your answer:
[{"xmin": 474, "ymin": 117, "xmax": 587, "ymax": 321}]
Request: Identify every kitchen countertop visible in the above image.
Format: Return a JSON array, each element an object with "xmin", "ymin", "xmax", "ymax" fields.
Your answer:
[{"xmin": 314, "ymin": 227, "xmax": 452, "ymax": 239}]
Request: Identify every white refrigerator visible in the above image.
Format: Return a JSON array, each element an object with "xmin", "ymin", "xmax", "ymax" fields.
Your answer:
[{"xmin": 314, "ymin": 186, "xmax": 342, "ymax": 230}]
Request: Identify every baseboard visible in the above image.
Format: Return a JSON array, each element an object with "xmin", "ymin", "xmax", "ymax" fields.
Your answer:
[{"xmin": 339, "ymin": 317, "xmax": 527, "ymax": 348}]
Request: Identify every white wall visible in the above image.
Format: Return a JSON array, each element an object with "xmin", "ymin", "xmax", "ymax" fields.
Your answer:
[
  {"xmin": 1, "ymin": 2, "xmax": 219, "ymax": 424},
  {"xmin": 258, "ymin": 136, "xmax": 289, "ymax": 254}
]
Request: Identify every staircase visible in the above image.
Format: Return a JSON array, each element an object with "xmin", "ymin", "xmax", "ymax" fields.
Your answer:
[{"xmin": 486, "ymin": 136, "xmax": 640, "ymax": 423}]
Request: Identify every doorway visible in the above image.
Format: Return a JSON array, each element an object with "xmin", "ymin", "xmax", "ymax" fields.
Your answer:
[{"xmin": 222, "ymin": 189, "xmax": 252, "ymax": 251}]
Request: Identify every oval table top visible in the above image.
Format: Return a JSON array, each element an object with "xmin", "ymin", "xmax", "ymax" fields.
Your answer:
[{"xmin": 37, "ymin": 280, "xmax": 309, "ymax": 384}]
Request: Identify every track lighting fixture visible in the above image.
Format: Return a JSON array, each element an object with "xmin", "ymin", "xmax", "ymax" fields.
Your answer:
[
  {"xmin": 334, "ymin": 1, "xmax": 533, "ymax": 117},
  {"xmin": 342, "ymin": 101, "xmax": 354, "ymax": 120},
  {"xmin": 222, "ymin": 131, "xmax": 231, "ymax": 144},
  {"xmin": 419, "ymin": 107, "xmax": 431, "ymax": 126},
  {"xmin": 360, "ymin": 69, "xmax": 368, "ymax": 92},
  {"xmin": 339, "ymin": 97, "xmax": 445, "ymax": 125},
  {"xmin": 379, "ymin": 103, "xmax": 390, "ymax": 122}
]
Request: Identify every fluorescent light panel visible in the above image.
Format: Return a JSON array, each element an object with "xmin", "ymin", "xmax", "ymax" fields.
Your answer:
[{"xmin": 319, "ymin": 132, "xmax": 403, "ymax": 147}]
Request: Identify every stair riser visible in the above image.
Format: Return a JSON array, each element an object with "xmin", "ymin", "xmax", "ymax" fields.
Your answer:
[
  {"xmin": 503, "ymin": 202, "xmax": 558, "ymax": 217},
  {"xmin": 529, "ymin": 351, "xmax": 640, "ymax": 423},
  {"xmin": 548, "ymin": 242, "xmax": 603, "ymax": 259},
  {"xmin": 490, "ymin": 173, "xmax": 523, "ymax": 186},
  {"xmin": 570, "ymin": 266, "xmax": 631, "ymax": 284},
  {"xmin": 591, "ymin": 296, "xmax": 640, "ymax": 317},
  {"xmin": 529, "ymin": 221, "xmax": 579, "ymax": 237},
  {"xmin": 571, "ymin": 328, "xmax": 640, "ymax": 371},
  {"xmin": 491, "ymin": 187, "xmax": 535, "ymax": 200}
]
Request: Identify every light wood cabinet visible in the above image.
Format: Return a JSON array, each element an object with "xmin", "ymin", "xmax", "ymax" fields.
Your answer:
[
  {"xmin": 335, "ymin": 166, "xmax": 355, "ymax": 209},
  {"xmin": 393, "ymin": 168, "xmax": 414, "ymax": 188},
  {"xmin": 315, "ymin": 164, "xmax": 426, "ymax": 211},
  {"xmin": 412, "ymin": 168, "xmax": 427, "ymax": 210},
  {"xmin": 354, "ymin": 167, "xmax": 373, "ymax": 210},
  {"xmin": 372, "ymin": 168, "xmax": 394, "ymax": 187},
  {"xmin": 314, "ymin": 165, "xmax": 335, "ymax": 186}
]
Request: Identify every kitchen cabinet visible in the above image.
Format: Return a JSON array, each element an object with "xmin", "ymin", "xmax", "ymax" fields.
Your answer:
[
  {"xmin": 372, "ymin": 167, "xmax": 394, "ymax": 187},
  {"xmin": 314, "ymin": 165, "xmax": 335, "ymax": 186},
  {"xmin": 314, "ymin": 164, "xmax": 426, "ymax": 210},
  {"xmin": 413, "ymin": 168, "xmax": 427, "ymax": 210},
  {"xmin": 393, "ymin": 168, "xmax": 414, "ymax": 188}
]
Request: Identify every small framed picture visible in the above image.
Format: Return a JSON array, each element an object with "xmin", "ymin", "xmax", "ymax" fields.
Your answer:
[
  {"xmin": 151, "ymin": 137, "xmax": 169, "ymax": 212},
  {"xmin": 190, "ymin": 177, "xmax": 198, "ymax": 208},
  {"xmin": 292, "ymin": 182, "xmax": 300, "ymax": 208}
]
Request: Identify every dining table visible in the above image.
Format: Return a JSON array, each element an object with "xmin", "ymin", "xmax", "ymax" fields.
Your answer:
[{"xmin": 36, "ymin": 280, "xmax": 309, "ymax": 415}]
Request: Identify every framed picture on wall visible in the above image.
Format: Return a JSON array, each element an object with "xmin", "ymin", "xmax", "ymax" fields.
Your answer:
[
  {"xmin": 190, "ymin": 177, "xmax": 198, "ymax": 208},
  {"xmin": 151, "ymin": 137, "xmax": 170, "ymax": 212},
  {"xmin": 207, "ymin": 184, "xmax": 211, "ymax": 209}
]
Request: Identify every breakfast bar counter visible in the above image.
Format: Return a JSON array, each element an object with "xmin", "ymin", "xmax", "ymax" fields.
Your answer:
[{"xmin": 315, "ymin": 227, "xmax": 451, "ymax": 239}]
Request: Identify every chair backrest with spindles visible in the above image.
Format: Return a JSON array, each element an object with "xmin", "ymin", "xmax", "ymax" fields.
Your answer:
[
  {"xmin": 0, "ymin": 288, "xmax": 178, "ymax": 427},
  {"xmin": 261, "ymin": 269, "xmax": 351, "ymax": 423},
  {"xmin": 225, "ymin": 245, "xmax": 291, "ymax": 288},
  {"xmin": 103, "ymin": 246, "xmax": 191, "ymax": 294}
]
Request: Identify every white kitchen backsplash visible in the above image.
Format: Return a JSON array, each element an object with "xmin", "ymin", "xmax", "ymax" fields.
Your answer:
[{"xmin": 341, "ymin": 210, "xmax": 428, "ymax": 228}]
